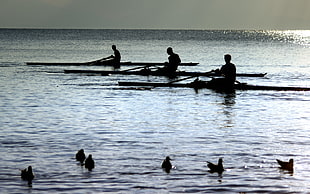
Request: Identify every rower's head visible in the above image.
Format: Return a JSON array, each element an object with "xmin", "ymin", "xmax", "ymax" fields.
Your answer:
[
  {"xmin": 167, "ymin": 47, "xmax": 173, "ymax": 55},
  {"xmin": 112, "ymin": 45, "xmax": 116, "ymax": 50},
  {"xmin": 224, "ymin": 54, "xmax": 231, "ymax": 63}
]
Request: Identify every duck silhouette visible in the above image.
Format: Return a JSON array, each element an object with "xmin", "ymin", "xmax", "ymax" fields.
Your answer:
[
  {"xmin": 85, "ymin": 154, "xmax": 95, "ymax": 171},
  {"xmin": 207, "ymin": 158, "xmax": 224, "ymax": 173},
  {"xmin": 161, "ymin": 156, "xmax": 172, "ymax": 173},
  {"xmin": 75, "ymin": 149, "xmax": 86, "ymax": 163},
  {"xmin": 21, "ymin": 166, "xmax": 34, "ymax": 185},
  {"xmin": 276, "ymin": 159, "xmax": 293, "ymax": 171}
]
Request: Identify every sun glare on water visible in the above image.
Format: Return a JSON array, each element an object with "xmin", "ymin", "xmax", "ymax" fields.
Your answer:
[
  {"xmin": 280, "ymin": 30, "xmax": 310, "ymax": 46},
  {"xmin": 284, "ymin": 30, "xmax": 310, "ymax": 37}
]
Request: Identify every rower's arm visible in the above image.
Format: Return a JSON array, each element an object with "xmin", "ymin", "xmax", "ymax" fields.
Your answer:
[{"xmin": 100, "ymin": 55, "xmax": 114, "ymax": 61}]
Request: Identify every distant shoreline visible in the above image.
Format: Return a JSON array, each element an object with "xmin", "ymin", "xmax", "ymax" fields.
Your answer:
[{"xmin": 0, "ymin": 28, "xmax": 309, "ymax": 31}]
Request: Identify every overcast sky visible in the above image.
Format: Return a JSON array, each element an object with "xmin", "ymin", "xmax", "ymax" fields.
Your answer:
[{"xmin": 0, "ymin": 0, "xmax": 309, "ymax": 30}]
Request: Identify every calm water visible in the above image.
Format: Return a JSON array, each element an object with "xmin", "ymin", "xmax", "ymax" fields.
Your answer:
[{"xmin": 1, "ymin": 29, "xmax": 310, "ymax": 193}]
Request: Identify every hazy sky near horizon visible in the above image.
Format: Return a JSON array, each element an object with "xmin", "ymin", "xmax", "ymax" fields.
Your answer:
[{"xmin": 0, "ymin": 0, "xmax": 309, "ymax": 30}]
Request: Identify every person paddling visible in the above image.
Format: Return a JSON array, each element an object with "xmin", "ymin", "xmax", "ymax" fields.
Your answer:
[
  {"xmin": 207, "ymin": 54, "xmax": 236, "ymax": 91},
  {"xmin": 155, "ymin": 47, "xmax": 181, "ymax": 75},
  {"xmin": 165, "ymin": 47, "xmax": 181, "ymax": 73},
  {"xmin": 100, "ymin": 45, "xmax": 121, "ymax": 68}
]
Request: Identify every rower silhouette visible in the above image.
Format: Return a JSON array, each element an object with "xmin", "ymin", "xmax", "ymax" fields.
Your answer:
[
  {"xmin": 157, "ymin": 47, "xmax": 181, "ymax": 75},
  {"xmin": 207, "ymin": 54, "xmax": 236, "ymax": 91},
  {"xmin": 100, "ymin": 45, "xmax": 121, "ymax": 68}
]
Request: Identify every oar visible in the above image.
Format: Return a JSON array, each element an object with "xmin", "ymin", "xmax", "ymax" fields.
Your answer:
[
  {"xmin": 86, "ymin": 59, "xmax": 100, "ymax": 65},
  {"xmin": 168, "ymin": 75, "xmax": 198, "ymax": 84},
  {"xmin": 167, "ymin": 70, "xmax": 216, "ymax": 85},
  {"xmin": 87, "ymin": 56, "xmax": 113, "ymax": 65},
  {"xmin": 203, "ymin": 70, "xmax": 217, "ymax": 77},
  {"xmin": 121, "ymin": 64, "xmax": 159, "ymax": 72},
  {"xmin": 100, "ymin": 64, "xmax": 160, "ymax": 76},
  {"xmin": 87, "ymin": 59, "xmax": 105, "ymax": 65},
  {"xmin": 121, "ymin": 65, "xmax": 150, "ymax": 72}
]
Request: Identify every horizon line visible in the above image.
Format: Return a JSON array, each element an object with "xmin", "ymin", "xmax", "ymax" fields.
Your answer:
[{"xmin": 0, "ymin": 27, "xmax": 309, "ymax": 31}]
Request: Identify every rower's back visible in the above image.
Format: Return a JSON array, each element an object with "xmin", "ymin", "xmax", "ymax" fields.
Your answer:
[{"xmin": 220, "ymin": 54, "xmax": 236, "ymax": 87}]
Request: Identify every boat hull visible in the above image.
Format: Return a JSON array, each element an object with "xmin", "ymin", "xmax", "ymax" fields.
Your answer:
[
  {"xmin": 118, "ymin": 81, "xmax": 310, "ymax": 91},
  {"xmin": 27, "ymin": 61, "xmax": 198, "ymax": 66},
  {"xmin": 64, "ymin": 69, "xmax": 266, "ymax": 77}
]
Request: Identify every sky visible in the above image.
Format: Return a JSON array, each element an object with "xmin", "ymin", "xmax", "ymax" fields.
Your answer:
[{"xmin": 0, "ymin": 0, "xmax": 309, "ymax": 30}]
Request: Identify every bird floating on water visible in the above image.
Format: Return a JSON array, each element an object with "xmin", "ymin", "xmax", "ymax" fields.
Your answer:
[
  {"xmin": 161, "ymin": 156, "xmax": 172, "ymax": 173},
  {"xmin": 76, "ymin": 149, "xmax": 86, "ymax": 163},
  {"xmin": 85, "ymin": 154, "xmax": 95, "ymax": 171},
  {"xmin": 21, "ymin": 166, "xmax": 34, "ymax": 185},
  {"xmin": 207, "ymin": 158, "xmax": 224, "ymax": 173},
  {"xmin": 276, "ymin": 159, "xmax": 294, "ymax": 172}
]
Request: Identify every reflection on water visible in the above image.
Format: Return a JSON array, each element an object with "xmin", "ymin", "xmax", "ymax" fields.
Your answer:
[
  {"xmin": 0, "ymin": 29, "xmax": 310, "ymax": 193},
  {"xmin": 217, "ymin": 91, "xmax": 236, "ymax": 128},
  {"xmin": 2, "ymin": 68, "xmax": 309, "ymax": 193}
]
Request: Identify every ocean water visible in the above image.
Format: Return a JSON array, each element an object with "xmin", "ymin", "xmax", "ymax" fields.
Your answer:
[{"xmin": 0, "ymin": 29, "xmax": 310, "ymax": 193}]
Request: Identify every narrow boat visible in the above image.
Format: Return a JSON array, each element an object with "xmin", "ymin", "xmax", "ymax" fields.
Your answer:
[
  {"xmin": 26, "ymin": 61, "xmax": 199, "ymax": 66},
  {"xmin": 64, "ymin": 69, "xmax": 266, "ymax": 77},
  {"xmin": 118, "ymin": 81, "xmax": 310, "ymax": 91}
]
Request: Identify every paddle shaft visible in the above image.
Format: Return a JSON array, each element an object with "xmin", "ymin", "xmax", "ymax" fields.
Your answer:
[
  {"xmin": 88, "ymin": 56, "xmax": 114, "ymax": 65},
  {"xmin": 168, "ymin": 75, "xmax": 198, "ymax": 84},
  {"xmin": 121, "ymin": 64, "xmax": 159, "ymax": 72},
  {"xmin": 168, "ymin": 70, "xmax": 216, "ymax": 84},
  {"xmin": 121, "ymin": 65, "xmax": 150, "ymax": 72}
]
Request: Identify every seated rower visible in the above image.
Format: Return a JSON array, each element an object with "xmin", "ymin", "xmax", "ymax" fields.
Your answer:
[
  {"xmin": 100, "ymin": 45, "xmax": 121, "ymax": 68},
  {"xmin": 207, "ymin": 54, "xmax": 236, "ymax": 91},
  {"xmin": 157, "ymin": 47, "xmax": 181, "ymax": 75}
]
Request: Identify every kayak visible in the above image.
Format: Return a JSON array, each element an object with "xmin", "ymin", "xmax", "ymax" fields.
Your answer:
[
  {"xmin": 64, "ymin": 69, "xmax": 266, "ymax": 77},
  {"xmin": 26, "ymin": 61, "xmax": 199, "ymax": 66},
  {"xmin": 118, "ymin": 81, "xmax": 310, "ymax": 91}
]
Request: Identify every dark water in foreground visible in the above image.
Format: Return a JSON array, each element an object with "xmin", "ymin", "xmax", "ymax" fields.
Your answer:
[{"xmin": 1, "ymin": 29, "xmax": 310, "ymax": 193}]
